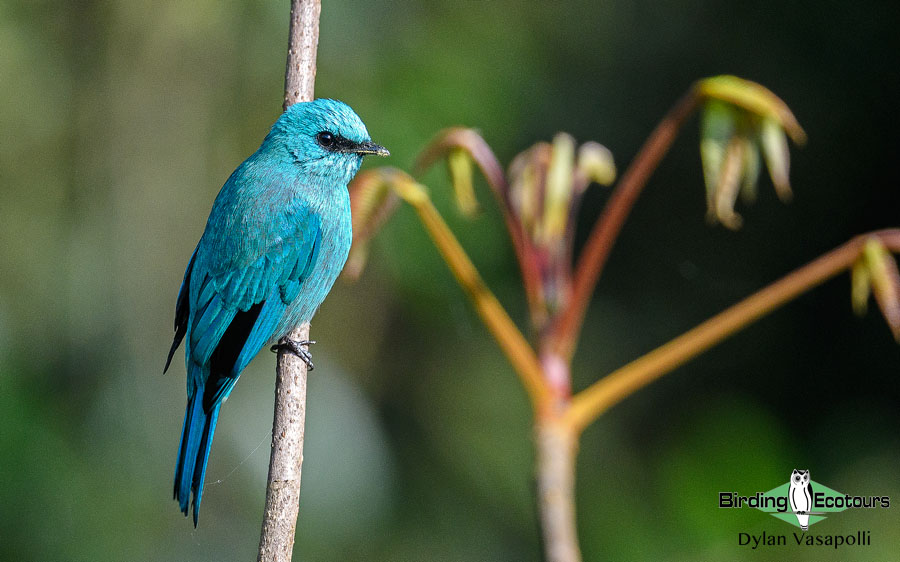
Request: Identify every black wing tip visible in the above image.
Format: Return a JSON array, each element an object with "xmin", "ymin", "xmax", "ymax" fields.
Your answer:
[
  {"xmin": 164, "ymin": 326, "xmax": 186, "ymax": 373},
  {"xmin": 174, "ymin": 487, "xmax": 197, "ymax": 526}
]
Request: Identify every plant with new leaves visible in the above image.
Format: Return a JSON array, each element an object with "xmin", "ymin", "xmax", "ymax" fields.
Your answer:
[{"xmin": 346, "ymin": 75, "xmax": 900, "ymax": 562}]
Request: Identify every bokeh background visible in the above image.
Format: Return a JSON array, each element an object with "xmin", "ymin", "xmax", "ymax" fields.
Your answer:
[{"xmin": 2, "ymin": 1, "xmax": 898, "ymax": 560}]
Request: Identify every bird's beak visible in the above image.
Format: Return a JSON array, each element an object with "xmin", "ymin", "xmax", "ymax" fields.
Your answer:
[{"xmin": 354, "ymin": 141, "xmax": 390, "ymax": 157}]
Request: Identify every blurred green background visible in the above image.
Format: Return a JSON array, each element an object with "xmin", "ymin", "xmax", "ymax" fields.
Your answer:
[{"xmin": 1, "ymin": 1, "xmax": 898, "ymax": 560}]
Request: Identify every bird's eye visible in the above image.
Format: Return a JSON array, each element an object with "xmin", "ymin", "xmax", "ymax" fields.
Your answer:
[{"xmin": 316, "ymin": 131, "xmax": 335, "ymax": 148}]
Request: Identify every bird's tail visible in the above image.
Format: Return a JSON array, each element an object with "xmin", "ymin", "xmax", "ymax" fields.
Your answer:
[{"xmin": 174, "ymin": 390, "xmax": 220, "ymax": 526}]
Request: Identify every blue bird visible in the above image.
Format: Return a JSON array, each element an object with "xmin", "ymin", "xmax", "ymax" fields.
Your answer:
[{"xmin": 164, "ymin": 99, "xmax": 387, "ymax": 525}]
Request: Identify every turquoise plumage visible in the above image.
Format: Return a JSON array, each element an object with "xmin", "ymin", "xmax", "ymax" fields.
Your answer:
[{"xmin": 165, "ymin": 99, "xmax": 387, "ymax": 525}]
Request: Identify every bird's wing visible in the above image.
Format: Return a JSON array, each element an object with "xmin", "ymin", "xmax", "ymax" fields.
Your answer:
[
  {"xmin": 187, "ymin": 211, "xmax": 322, "ymax": 409},
  {"xmin": 165, "ymin": 247, "xmax": 198, "ymax": 373}
]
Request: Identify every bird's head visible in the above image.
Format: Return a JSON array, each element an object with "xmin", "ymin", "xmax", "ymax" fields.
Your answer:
[{"xmin": 267, "ymin": 99, "xmax": 389, "ymax": 185}]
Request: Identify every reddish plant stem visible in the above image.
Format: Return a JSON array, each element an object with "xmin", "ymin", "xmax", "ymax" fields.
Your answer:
[{"xmin": 552, "ymin": 88, "xmax": 701, "ymax": 359}]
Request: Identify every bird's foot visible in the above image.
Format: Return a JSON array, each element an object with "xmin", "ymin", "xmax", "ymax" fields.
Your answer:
[{"xmin": 270, "ymin": 339, "xmax": 316, "ymax": 371}]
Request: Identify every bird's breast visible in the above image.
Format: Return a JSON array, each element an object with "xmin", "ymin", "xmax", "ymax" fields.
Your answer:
[{"xmin": 274, "ymin": 187, "xmax": 352, "ymax": 337}]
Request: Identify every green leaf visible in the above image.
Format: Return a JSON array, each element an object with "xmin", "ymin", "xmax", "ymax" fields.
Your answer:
[
  {"xmin": 447, "ymin": 147, "xmax": 479, "ymax": 216},
  {"xmin": 538, "ymin": 133, "xmax": 576, "ymax": 245},
  {"xmin": 697, "ymin": 75, "xmax": 807, "ymax": 144},
  {"xmin": 739, "ymin": 136, "xmax": 761, "ymax": 205},
  {"xmin": 700, "ymin": 100, "xmax": 736, "ymax": 221},
  {"xmin": 759, "ymin": 117, "xmax": 793, "ymax": 202},
  {"xmin": 576, "ymin": 141, "xmax": 616, "ymax": 188}
]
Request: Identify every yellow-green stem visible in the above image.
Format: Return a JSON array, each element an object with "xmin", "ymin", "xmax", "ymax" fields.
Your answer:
[
  {"xmin": 404, "ymin": 191, "xmax": 552, "ymax": 412},
  {"xmin": 564, "ymin": 230, "xmax": 900, "ymax": 433}
]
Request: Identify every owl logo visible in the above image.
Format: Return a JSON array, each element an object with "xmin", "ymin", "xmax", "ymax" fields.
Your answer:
[{"xmin": 789, "ymin": 469, "xmax": 813, "ymax": 531}]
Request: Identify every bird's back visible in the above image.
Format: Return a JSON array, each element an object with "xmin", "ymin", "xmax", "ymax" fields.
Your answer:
[{"xmin": 192, "ymin": 148, "xmax": 353, "ymax": 345}]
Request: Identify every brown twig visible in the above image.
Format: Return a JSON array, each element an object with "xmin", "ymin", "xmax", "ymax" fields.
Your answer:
[
  {"xmin": 563, "ymin": 229, "xmax": 900, "ymax": 433},
  {"xmin": 258, "ymin": 325, "xmax": 311, "ymax": 562},
  {"xmin": 282, "ymin": 0, "xmax": 321, "ymax": 112},
  {"xmin": 258, "ymin": 1, "xmax": 320, "ymax": 561},
  {"xmin": 551, "ymin": 88, "xmax": 701, "ymax": 360}
]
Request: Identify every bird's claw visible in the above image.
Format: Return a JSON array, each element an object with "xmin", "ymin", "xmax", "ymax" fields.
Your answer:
[{"xmin": 270, "ymin": 339, "xmax": 316, "ymax": 371}]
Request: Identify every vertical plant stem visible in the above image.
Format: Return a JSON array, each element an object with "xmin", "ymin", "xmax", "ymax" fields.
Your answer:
[
  {"xmin": 282, "ymin": 0, "xmax": 321, "ymax": 111},
  {"xmin": 258, "ymin": 1, "xmax": 320, "ymax": 561},
  {"xmin": 536, "ymin": 418, "xmax": 581, "ymax": 562},
  {"xmin": 258, "ymin": 325, "xmax": 311, "ymax": 562}
]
